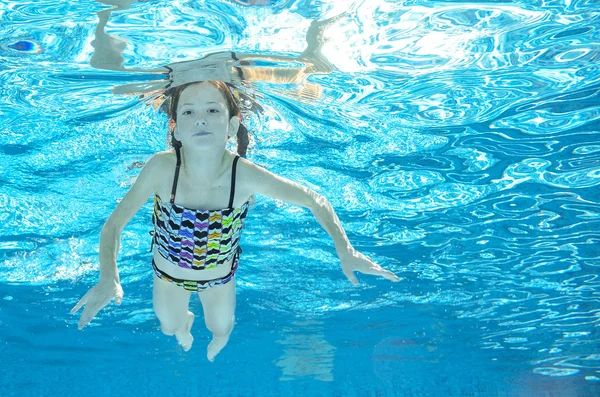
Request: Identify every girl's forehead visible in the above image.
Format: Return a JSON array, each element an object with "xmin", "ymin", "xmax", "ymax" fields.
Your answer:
[{"xmin": 179, "ymin": 83, "xmax": 226, "ymax": 105}]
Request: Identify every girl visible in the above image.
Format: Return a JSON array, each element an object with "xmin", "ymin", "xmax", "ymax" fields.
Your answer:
[{"xmin": 70, "ymin": 80, "xmax": 400, "ymax": 361}]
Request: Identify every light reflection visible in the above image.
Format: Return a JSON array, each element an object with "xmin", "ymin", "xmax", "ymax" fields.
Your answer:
[
  {"xmin": 274, "ymin": 319, "xmax": 336, "ymax": 382},
  {"xmin": 90, "ymin": 0, "xmax": 345, "ymax": 104}
]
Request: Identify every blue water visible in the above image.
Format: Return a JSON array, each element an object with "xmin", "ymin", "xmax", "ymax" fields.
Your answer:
[{"xmin": 1, "ymin": 0, "xmax": 600, "ymax": 396}]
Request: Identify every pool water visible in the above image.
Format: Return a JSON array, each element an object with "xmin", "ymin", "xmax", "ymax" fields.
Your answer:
[{"xmin": 1, "ymin": 0, "xmax": 599, "ymax": 396}]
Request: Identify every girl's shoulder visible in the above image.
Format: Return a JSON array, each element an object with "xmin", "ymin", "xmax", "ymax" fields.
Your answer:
[
  {"xmin": 234, "ymin": 156, "xmax": 258, "ymax": 179},
  {"xmin": 148, "ymin": 150, "xmax": 177, "ymax": 169},
  {"xmin": 142, "ymin": 151, "xmax": 178, "ymax": 197},
  {"xmin": 236, "ymin": 156, "xmax": 268, "ymax": 174},
  {"xmin": 234, "ymin": 156, "xmax": 272, "ymax": 193},
  {"xmin": 140, "ymin": 150, "xmax": 177, "ymax": 182}
]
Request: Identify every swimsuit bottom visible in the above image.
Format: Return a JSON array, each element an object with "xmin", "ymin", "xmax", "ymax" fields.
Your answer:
[{"xmin": 151, "ymin": 247, "xmax": 241, "ymax": 292}]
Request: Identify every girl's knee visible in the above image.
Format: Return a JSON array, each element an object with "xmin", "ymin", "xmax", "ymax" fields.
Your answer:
[
  {"xmin": 154, "ymin": 305, "xmax": 189, "ymax": 336},
  {"xmin": 206, "ymin": 314, "xmax": 235, "ymax": 337},
  {"xmin": 200, "ymin": 283, "xmax": 236, "ymax": 337},
  {"xmin": 160, "ymin": 323, "xmax": 178, "ymax": 336}
]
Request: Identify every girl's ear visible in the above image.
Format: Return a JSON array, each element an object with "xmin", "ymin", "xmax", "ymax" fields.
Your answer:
[
  {"xmin": 228, "ymin": 116, "xmax": 240, "ymax": 138},
  {"xmin": 170, "ymin": 120, "xmax": 179, "ymax": 140}
]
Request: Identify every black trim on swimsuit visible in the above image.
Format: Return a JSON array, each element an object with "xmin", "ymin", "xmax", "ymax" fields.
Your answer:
[
  {"xmin": 229, "ymin": 155, "xmax": 240, "ymax": 208},
  {"xmin": 170, "ymin": 147, "xmax": 182, "ymax": 204},
  {"xmin": 151, "ymin": 246, "xmax": 241, "ymax": 284}
]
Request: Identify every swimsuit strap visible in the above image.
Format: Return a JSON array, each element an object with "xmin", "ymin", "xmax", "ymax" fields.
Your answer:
[
  {"xmin": 170, "ymin": 147, "xmax": 182, "ymax": 204},
  {"xmin": 228, "ymin": 155, "xmax": 240, "ymax": 209}
]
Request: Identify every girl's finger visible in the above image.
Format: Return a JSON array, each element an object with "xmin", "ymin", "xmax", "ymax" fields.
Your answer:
[
  {"xmin": 78, "ymin": 302, "xmax": 102, "ymax": 330},
  {"xmin": 381, "ymin": 270, "xmax": 401, "ymax": 282},
  {"xmin": 359, "ymin": 266, "xmax": 401, "ymax": 282},
  {"xmin": 70, "ymin": 294, "xmax": 88, "ymax": 314},
  {"xmin": 343, "ymin": 269, "xmax": 359, "ymax": 286},
  {"xmin": 115, "ymin": 286, "xmax": 124, "ymax": 305},
  {"xmin": 358, "ymin": 265, "xmax": 385, "ymax": 276},
  {"xmin": 78, "ymin": 307, "xmax": 92, "ymax": 330},
  {"xmin": 78, "ymin": 316, "xmax": 88, "ymax": 330}
]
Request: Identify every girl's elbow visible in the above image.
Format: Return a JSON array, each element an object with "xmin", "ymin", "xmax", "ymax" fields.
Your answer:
[
  {"xmin": 101, "ymin": 219, "xmax": 120, "ymax": 236},
  {"xmin": 309, "ymin": 192, "xmax": 328, "ymax": 211}
]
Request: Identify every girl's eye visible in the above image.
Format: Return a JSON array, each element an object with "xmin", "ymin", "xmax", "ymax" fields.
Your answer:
[
  {"xmin": 182, "ymin": 110, "xmax": 192, "ymax": 115},
  {"xmin": 208, "ymin": 109, "xmax": 219, "ymax": 113}
]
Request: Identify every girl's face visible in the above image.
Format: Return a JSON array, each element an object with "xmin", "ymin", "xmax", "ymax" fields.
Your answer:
[{"xmin": 174, "ymin": 82, "xmax": 238, "ymax": 149}]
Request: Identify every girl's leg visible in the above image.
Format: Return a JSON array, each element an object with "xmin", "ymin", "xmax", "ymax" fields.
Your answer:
[
  {"xmin": 198, "ymin": 276, "xmax": 237, "ymax": 362},
  {"xmin": 152, "ymin": 274, "xmax": 195, "ymax": 351}
]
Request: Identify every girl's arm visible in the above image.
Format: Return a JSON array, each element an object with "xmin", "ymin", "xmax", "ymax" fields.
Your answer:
[
  {"xmin": 242, "ymin": 160, "xmax": 400, "ymax": 285},
  {"xmin": 71, "ymin": 153, "xmax": 163, "ymax": 329},
  {"xmin": 98, "ymin": 153, "xmax": 162, "ymax": 282}
]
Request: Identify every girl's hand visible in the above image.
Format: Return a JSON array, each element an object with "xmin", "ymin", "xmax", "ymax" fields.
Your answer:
[
  {"xmin": 70, "ymin": 279, "xmax": 124, "ymax": 330},
  {"xmin": 339, "ymin": 247, "xmax": 401, "ymax": 286}
]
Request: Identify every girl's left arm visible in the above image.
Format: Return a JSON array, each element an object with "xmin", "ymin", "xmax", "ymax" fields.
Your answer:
[{"xmin": 243, "ymin": 161, "xmax": 401, "ymax": 285}]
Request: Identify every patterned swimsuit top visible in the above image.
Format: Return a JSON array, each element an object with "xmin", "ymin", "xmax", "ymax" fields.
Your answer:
[{"xmin": 152, "ymin": 148, "xmax": 250, "ymax": 271}]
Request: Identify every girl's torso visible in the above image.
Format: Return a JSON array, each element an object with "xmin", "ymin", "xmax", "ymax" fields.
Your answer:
[{"xmin": 151, "ymin": 149, "xmax": 252, "ymax": 281}]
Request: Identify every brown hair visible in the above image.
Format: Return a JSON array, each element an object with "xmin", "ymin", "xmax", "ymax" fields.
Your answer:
[{"xmin": 163, "ymin": 81, "xmax": 249, "ymax": 157}]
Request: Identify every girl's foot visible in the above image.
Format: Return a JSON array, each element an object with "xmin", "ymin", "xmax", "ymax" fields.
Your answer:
[
  {"xmin": 207, "ymin": 335, "xmax": 229, "ymax": 362},
  {"xmin": 175, "ymin": 311, "xmax": 195, "ymax": 352}
]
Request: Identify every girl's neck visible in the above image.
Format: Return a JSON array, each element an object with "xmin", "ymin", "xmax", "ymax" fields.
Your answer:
[{"xmin": 179, "ymin": 146, "xmax": 230, "ymax": 186}]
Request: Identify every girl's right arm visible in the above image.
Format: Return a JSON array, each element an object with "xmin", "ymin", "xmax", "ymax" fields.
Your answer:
[
  {"xmin": 98, "ymin": 154, "xmax": 162, "ymax": 282},
  {"xmin": 70, "ymin": 153, "xmax": 163, "ymax": 329}
]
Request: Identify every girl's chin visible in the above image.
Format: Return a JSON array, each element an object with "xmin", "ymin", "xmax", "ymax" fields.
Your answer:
[{"xmin": 181, "ymin": 139, "xmax": 225, "ymax": 149}]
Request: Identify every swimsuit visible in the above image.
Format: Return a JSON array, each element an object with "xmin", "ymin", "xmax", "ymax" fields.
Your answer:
[{"xmin": 151, "ymin": 148, "xmax": 249, "ymax": 292}]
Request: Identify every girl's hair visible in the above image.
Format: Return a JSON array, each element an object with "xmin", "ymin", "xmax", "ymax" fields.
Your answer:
[{"xmin": 162, "ymin": 81, "xmax": 249, "ymax": 157}]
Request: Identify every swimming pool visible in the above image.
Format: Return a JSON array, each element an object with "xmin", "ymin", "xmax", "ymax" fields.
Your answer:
[{"xmin": 1, "ymin": 0, "xmax": 599, "ymax": 396}]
